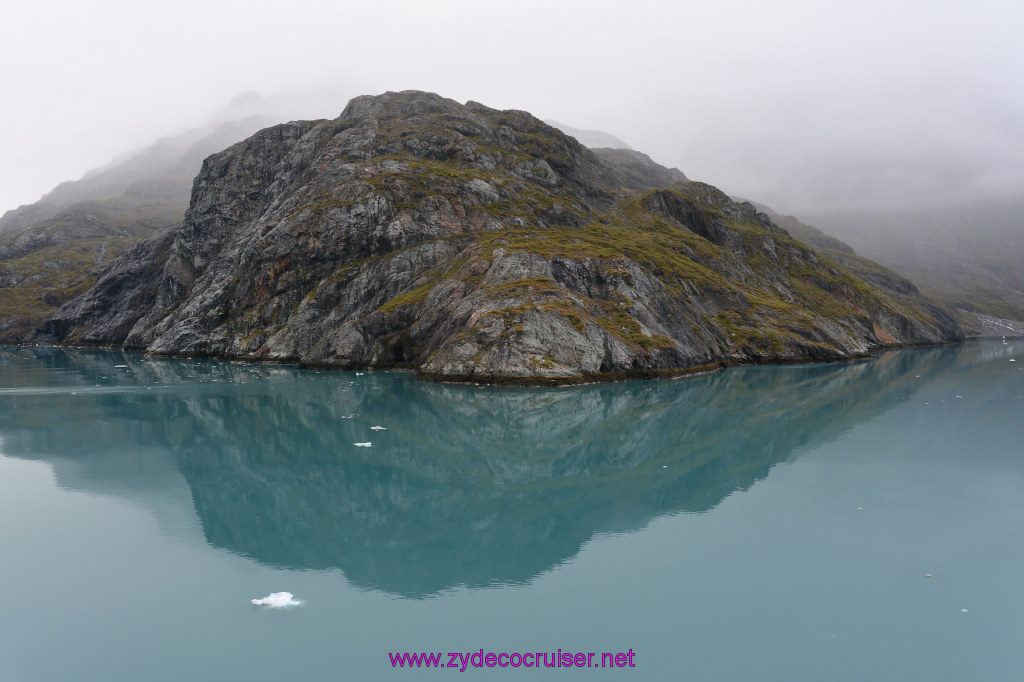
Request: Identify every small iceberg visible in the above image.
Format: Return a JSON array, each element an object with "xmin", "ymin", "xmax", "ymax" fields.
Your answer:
[
  {"xmin": 370, "ymin": 425, "xmax": 387, "ymax": 431},
  {"xmin": 251, "ymin": 592, "xmax": 302, "ymax": 608},
  {"xmin": 355, "ymin": 442, "xmax": 372, "ymax": 447}
]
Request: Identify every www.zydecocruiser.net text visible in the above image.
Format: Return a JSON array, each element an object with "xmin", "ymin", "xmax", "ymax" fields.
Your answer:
[{"xmin": 389, "ymin": 649, "xmax": 637, "ymax": 671}]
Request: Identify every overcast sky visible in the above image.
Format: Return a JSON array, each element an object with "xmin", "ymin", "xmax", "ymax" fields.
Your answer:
[{"xmin": 1, "ymin": 0, "xmax": 1022, "ymax": 216}]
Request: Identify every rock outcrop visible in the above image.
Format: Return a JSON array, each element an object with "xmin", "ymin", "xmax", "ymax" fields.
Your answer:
[{"xmin": 38, "ymin": 91, "xmax": 964, "ymax": 383}]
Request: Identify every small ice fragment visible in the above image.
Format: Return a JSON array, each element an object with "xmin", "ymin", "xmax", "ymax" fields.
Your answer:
[
  {"xmin": 115, "ymin": 364, "xmax": 128, "ymax": 368},
  {"xmin": 857, "ymin": 507, "xmax": 863, "ymax": 510},
  {"xmin": 662, "ymin": 465, "xmax": 668, "ymax": 469},
  {"xmin": 355, "ymin": 372, "xmax": 364, "ymax": 376},
  {"xmin": 1010, "ymin": 359, "xmax": 1016, "ymax": 362},
  {"xmin": 961, "ymin": 608, "xmax": 969, "ymax": 613},
  {"xmin": 370, "ymin": 425, "xmax": 386, "ymax": 431},
  {"xmin": 924, "ymin": 573, "xmax": 933, "ymax": 578},
  {"xmin": 956, "ymin": 395, "xmax": 962, "ymax": 399},
  {"xmin": 915, "ymin": 375, "xmax": 920, "ymax": 378},
  {"xmin": 251, "ymin": 592, "xmax": 301, "ymax": 608},
  {"xmin": 355, "ymin": 442, "xmax": 372, "ymax": 447}
]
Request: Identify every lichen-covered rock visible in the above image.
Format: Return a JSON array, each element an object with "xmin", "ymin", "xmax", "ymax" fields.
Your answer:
[{"xmin": 38, "ymin": 90, "xmax": 964, "ymax": 383}]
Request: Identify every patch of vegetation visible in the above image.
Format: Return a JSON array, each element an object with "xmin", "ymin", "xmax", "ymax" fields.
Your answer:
[
  {"xmin": 0, "ymin": 236, "xmax": 137, "ymax": 341},
  {"xmin": 377, "ymin": 281, "xmax": 436, "ymax": 313}
]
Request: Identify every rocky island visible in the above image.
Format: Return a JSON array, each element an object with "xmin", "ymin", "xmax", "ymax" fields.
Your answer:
[{"xmin": 36, "ymin": 91, "xmax": 963, "ymax": 383}]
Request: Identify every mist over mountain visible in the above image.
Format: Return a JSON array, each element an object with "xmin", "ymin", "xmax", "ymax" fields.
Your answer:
[
  {"xmin": 803, "ymin": 201, "xmax": 1024, "ymax": 322},
  {"xmin": 0, "ymin": 108, "xmax": 284, "ymax": 340},
  {"xmin": 544, "ymin": 121, "xmax": 633, "ymax": 150},
  {"xmin": 5, "ymin": 83, "xmax": 1021, "ymax": 365},
  {"xmin": 0, "ymin": 116, "xmax": 275, "ymax": 235},
  {"xmin": 36, "ymin": 91, "xmax": 966, "ymax": 382}
]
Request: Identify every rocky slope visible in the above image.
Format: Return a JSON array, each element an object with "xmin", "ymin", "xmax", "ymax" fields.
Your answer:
[
  {"xmin": 39, "ymin": 91, "xmax": 964, "ymax": 383},
  {"xmin": 755, "ymin": 203, "xmax": 1024, "ymax": 336},
  {"xmin": 0, "ymin": 116, "xmax": 277, "ymax": 341},
  {"xmin": 802, "ymin": 202, "xmax": 1024, "ymax": 322}
]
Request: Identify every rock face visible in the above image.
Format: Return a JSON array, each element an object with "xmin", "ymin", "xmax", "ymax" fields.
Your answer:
[
  {"xmin": 0, "ymin": 115, "xmax": 278, "ymax": 341},
  {"xmin": 39, "ymin": 91, "xmax": 964, "ymax": 383}
]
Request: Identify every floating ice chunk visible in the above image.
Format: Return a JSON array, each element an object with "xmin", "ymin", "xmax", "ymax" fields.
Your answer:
[
  {"xmin": 355, "ymin": 372, "xmax": 364, "ymax": 376},
  {"xmin": 370, "ymin": 425, "xmax": 387, "ymax": 431},
  {"xmin": 1011, "ymin": 359, "xmax": 1016, "ymax": 362},
  {"xmin": 961, "ymin": 608, "xmax": 969, "ymax": 613},
  {"xmin": 251, "ymin": 592, "xmax": 302, "ymax": 608},
  {"xmin": 115, "ymin": 365, "xmax": 128, "ymax": 368},
  {"xmin": 355, "ymin": 442, "xmax": 372, "ymax": 447},
  {"xmin": 924, "ymin": 573, "xmax": 933, "ymax": 578}
]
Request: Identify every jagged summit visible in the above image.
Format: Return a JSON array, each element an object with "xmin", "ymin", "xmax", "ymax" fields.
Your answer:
[{"xmin": 37, "ymin": 91, "xmax": 962, "ymax": 383}]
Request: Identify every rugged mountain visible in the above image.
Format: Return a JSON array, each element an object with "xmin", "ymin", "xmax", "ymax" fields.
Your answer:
[
  {"xmin": 803, "ymin": 203, "xmax": 1024, "ymax": 322},
  {"xmin": 749, "ymin": 204, "xmax": 927, "ymax": 296},
  {"xmin": 39, "ymin": 91, "xmax": 963, "ymax": 383},
  {"xmin": 737, "ymin": 200, "xmax": 1024, "ymax": 337},
  {"xmin": 0, "ymin": 116, "xmax": 279, "ymax": 341}
]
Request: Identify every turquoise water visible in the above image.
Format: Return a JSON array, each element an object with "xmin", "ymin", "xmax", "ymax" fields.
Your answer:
[{"xmin": 1, "ymin": 341, "xmax": 1022, "ymax": 680}]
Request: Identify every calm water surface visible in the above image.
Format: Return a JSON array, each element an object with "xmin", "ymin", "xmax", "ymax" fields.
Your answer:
[{"xmin": 1, "ymin": 341, "xmax": 1022, "ymax": 681}]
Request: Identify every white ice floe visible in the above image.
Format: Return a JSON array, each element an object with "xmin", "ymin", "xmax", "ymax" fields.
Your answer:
[
  {"xmin": 251, "ymin": 592, "xmax": 302, "ymax": 608},
  {"xmin": 961, "ymin": 608, "xmax": 969, "ymax": 613},
  {"xmin": 355, "ymin": 442, "xmax": 372, "ymax": 447},
  {"xmin": 356, "ymin": 372, "xmax": 364, "ymax": 376},
  {"xmin": 370, "ymin": 425, "xmax": 387, "ymax": 431}
]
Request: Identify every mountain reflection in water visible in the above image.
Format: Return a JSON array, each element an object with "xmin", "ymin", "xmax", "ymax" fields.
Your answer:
[{"xmin": 0, "ymin": 343, "xmax": 974, "ymax": 597}]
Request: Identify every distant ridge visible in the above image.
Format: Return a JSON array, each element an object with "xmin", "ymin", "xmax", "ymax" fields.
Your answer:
[
  {"xmin": 0, "ymin": 114, "xmax": 278, "ymax": 340},
  {"xmin": 544, "ymin": 120, "xmax": 633, "ymax": 150}
]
